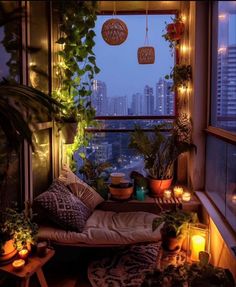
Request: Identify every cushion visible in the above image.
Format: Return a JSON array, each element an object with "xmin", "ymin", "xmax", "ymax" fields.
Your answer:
[
  {"xmin": 37, "ymin": 210, "xmax": 162, "ymax": 246},
  {"xmin": 58, "ymin": 165, "xmax": 104, "ymax": 210},
  {"xmin": 34, "ymin": 180, "xmax": 91, "ymax": 232}
]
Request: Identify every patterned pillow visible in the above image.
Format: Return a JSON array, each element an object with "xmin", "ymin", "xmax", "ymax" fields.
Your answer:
[
  {"xmin": 34, "ymin": 180, "xmax": 91, "ymax": 232},
  {"xmin": 59, "ymin": 165, "xmax": 104, "ymax": 210}
]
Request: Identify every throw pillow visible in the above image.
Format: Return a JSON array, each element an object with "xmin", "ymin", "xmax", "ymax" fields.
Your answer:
[
  {"xmin": 59, "ymin": 165, "xmax": 104, "ymax": 210},
  {"xmin": 34, "ymin": 180, "xmax": 91, "ymax": 232}
]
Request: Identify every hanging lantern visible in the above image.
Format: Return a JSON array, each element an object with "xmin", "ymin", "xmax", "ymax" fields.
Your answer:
[
  {"xmin": 138, "ymin": 46, "xmax": 155, "ymax": 64},
  {"xmin": 137, "ymin": 2, "xmax": 155, "ymax": 64},
  {"xmin": 101, "ymin": 18, "xmax": 128, "ymax": 46}
]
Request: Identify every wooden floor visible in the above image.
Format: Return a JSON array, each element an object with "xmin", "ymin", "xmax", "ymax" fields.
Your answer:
[{"xmin": 0, "ymin": 246, "xmax": 120, "ymax": 287}]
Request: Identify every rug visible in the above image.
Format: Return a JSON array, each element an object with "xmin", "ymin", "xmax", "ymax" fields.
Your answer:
[{"xmin": 88, "ymin": 242, "xmax": 162, "ymax": 287}]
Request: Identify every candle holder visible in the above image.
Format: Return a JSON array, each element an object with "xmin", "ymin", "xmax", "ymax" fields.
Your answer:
[
  {"xmin": 182, "ymin": 191, "xmax": 191, "ymax": 202},
  {"xmin": 18, "ymin": 249, "xmax": 29, "ymax": 262},
  {"xmin": 12, "ymin": 259, "xmax": 25, "ymax": 271},
  {"xmin": 163, "ymin": 189, "xmax": 172, "ymax": 199},
  {"xmin": 173, "ymin": 186, "xmax": 184, "ymax": 198},
  {"xmin": 187, "ymin": 223, "xmax": 209, "ymax": 262}
]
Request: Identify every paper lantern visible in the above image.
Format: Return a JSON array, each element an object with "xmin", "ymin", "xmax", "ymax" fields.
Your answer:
[{"xmin": 101, "ymin": 18, "xmax": 128, "ymax": 46}]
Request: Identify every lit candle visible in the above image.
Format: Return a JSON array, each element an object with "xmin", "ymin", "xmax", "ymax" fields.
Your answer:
[
  {"xmin": 12, "ymin": 259, "xmax": 25, "ymax": 271},
  {"xmin": 182, "ymin": 191, "xmax": 191, "ymax": 202},
  {"xmin": 173, "ymin": 186, "xmax": 184, "ymax": 198},
  {"xmin": 190, "ymin": 235, "xmax": 206, "ymax": 261},
  {"xmin": 18, "ymin": 249, "xmax": 29, "ymax": 261},
  {"xmin": 163, "ymin": 189, "xmax": 172, "ymax": 199}
]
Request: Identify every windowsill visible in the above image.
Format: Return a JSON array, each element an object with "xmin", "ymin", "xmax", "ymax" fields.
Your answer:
[{"xmin": 195, "ymin": 191, "xmax": 236, "ymax": 258}]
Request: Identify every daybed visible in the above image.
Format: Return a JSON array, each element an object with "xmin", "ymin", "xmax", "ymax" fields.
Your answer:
[{"xmin": 34, "ymin": 166, "xmax": 162, "ymax": 247}]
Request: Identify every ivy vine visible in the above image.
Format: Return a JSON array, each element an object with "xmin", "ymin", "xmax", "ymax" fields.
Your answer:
[{"xmin": 53, "ymin": 0, "xmax": 100, "ymax": 164}]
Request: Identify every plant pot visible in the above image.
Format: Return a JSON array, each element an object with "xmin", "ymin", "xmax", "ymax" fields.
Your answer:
[
  {"xmin": 167, "ymin": 22, "xmax": 185, "ymax": 41},
  {"xmin": 109, "ymin": 183, "xmax": 133, "ymax": 200},
  {"xmin": 60, "ymin": 122, "xmax": 78, "ymax": 144},
  {"xmin": 0, "ymin": 239, "xmax": 17, "ymax": 266},
  {"xmin": 148, "ymin": 177, "xmax": 173, "ymax": 197},
  {"xmin": 161, "ymin": 229, "xmax": 184, "ymax": 252}
]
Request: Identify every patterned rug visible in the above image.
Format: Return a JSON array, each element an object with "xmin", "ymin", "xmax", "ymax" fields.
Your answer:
[{"xmin": 88, "ymin": 242, "xmax": 162, "ymax": 287}]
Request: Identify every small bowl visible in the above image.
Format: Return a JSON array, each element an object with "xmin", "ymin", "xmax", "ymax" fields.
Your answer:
[{"xmin": 110, "ymin": 172, "xmax": 125, "ymax": 185}]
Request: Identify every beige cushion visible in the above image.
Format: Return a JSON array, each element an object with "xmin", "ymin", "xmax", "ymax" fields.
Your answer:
[
  {"xmin": 37, "ymin": 210, "xmax": 162, "ymax": 246},
  {"xmin": 58, "ymin": 165, "xmax": 104, "ymax": 210}
]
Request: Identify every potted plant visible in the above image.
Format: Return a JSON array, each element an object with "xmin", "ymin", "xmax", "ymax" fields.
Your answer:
[
  {"xmin": 162, "ymin": 16, "xmax": 185, "ymax": 52},
  {"xmin": 165, "ymin": 64, "xmax": 192, "ymax": 91},
  {"xmin": 79, "ymin": 158, "xmax": 111, "ymax": 199},
  {"xmin": 141, "ymin": 260, "xmax": 235, "ymax": 287},
  {"xmin": 129, "ymin": 114, "xmax": 196, "ymax": 196},
  {"xmin": 152, "ymin": 209, "xmax": 198, "ymax": 252},
  {"xmin": 0, "ymin": 205, "xmax": 38, "ymax": 265}
]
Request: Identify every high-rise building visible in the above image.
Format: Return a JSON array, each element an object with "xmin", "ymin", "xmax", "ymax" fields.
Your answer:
[
  {"xmin": 109, "ymin": 96, "xmax": 127, "ymax": 115},
  {"xmin": 91, "ymin": 80, "xmax": 108, "ymax": 115},
  {"xmin": 216, "ymin": 11, "xmax": 236, "ymax": 130},
  {"xmin": 144, "ymin": 85, "xmax": 154, "ymax": 115},
  {"xmin": 131, "ymin": 92, "xmax": 143, "ymax": 115},
  {"xmin": 156, "ymin": 78, "xmax": 174, "ymax": 115}
]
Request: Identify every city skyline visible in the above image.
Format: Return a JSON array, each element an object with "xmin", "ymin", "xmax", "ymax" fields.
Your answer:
[{"xmin": 94, "ymin": 14, "xmax": 174, "ymax": 104}]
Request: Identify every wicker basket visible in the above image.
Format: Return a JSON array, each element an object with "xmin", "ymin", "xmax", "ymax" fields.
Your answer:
[
  {"xmin": 101, "ymin": 18, "xmax": 128, "ymax": 46},
  {"xmin": 138, "ymin": 46, "xmax": 155, "ymax": 64}
]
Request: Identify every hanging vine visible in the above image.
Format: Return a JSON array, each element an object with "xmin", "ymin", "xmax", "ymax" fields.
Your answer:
[{"xmin": 53, "ymin": 0, "xmax": 100, "ymax": 166}]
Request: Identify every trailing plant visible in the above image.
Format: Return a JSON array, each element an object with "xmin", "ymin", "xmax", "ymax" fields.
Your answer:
[
  {"xmin": 53, "ymin": 0, "xmax": 100, "ymax": 163},
  {"xmin": 162, "ymin": 16, "xmax": 185, "ymax": 53},
  {"xmin": 79, "ymin": 158, "xmax": 111, "ymax": 199},
  {"xmin": 129, "ymin": 113, "xmax": 196, "ymax": 180},
  {"xmin": 165, "ymin": 64, "xmax": 192, "ymax": 91}
]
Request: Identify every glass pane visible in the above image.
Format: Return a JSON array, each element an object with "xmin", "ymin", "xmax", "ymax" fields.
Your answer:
[
  {"xmin": 206, "ymin": 135, "xmax": 236, "ymax": 230},
  {"xmin": 76, "ymin": 132, "xmax": 145, "ymax": 179},
  {"xmin": 28, "ymin": 1, "xmax": 49, "ymax": 94},
  {"xmin": 93, "ymin": 15, "xmax": 175, "ymax": 116},
  {"xmin": 211, "ymin": 1, "xmax": 236, "ymax": 132},
  {"xmin": 0, "ymin": 1, "xmax": 21, "ymax": 81},
  {"xmin": 205, "ymin": 136, "xmax": 227, "ymax": 215},
  {"xmin": 32, "ymin": 129, "xmax": 52, "ymax": 197},
  {"xmin": 226, "ymin": 143, "xmax": 236, "ymax": 230}
]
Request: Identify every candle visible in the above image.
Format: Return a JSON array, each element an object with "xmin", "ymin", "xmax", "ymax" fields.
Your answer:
[
  {"xmin": 136, "ymin": 186, "xmax": 145, "ymax": 201},
  {"xmin": 173, "ymin": 186, "xmax": 184, "ymax": 198},
  {"xmin": 12, "ymin": 259, "xmax": 25, "ymax": 271},
  {"xmin": 182, "ymin": 191, "xmax": 191, "ymax": 202},
  {"xmin": 163, "ymin": 189, "xmax": 172, "ymax": 199},
  {"xmin": 190, "ymin": 235, "xmax": 206, "ymax": 261},
  {"xmin": 18, "ymin": 249, "xmax": 29, "ymax": 261}
]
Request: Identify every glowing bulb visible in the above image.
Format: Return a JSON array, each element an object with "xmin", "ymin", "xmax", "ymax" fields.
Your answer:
[
  {"xmin": 219, "ymin": 14, "xmax": 226, "ymax": 20},
  {"xmin": 181, "ymin": 14, "xmax": 187, "ymax": 22},
  {"xmin": 181, "ymin": 44, "xmax": 188, "ymax": 54},
  {"xmin": 218, "ymin": 47, "xmax": 227, "ymax": 54}
]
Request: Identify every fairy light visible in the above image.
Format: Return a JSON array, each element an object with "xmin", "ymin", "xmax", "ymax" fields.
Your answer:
[
  {"xmin": 219, "ymin": 14, "xmax": 227, "ymax": 20},
  {"xmin": 181, "ymin": 14, "xmax": 187, "ymax": 22},
  {"xmin": 218, "ymin": 47, "xmax": 227, "ymax": 54}
]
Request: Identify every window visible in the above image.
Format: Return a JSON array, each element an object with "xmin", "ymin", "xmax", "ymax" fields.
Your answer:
[
  {"xmin": 82, "ymin": 14, "xmax": 175, "ymax": 176},
  {"xmin": 206, "ymin": 1, "xmax": 236, "ymax": 230}
]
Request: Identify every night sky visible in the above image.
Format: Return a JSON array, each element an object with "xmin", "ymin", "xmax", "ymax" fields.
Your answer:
[{"xmin": 94, "ymin": 14, "xmax": 174, "ymax": 103}]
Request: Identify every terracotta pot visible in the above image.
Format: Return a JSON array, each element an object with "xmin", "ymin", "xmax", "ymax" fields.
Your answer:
[
  {"xmin": 161, "ymin": 229, "xmax": 184, "ymax": 252},
  {"xmin": 166, "ymin": 22, "xmax": 185, "ymax": 41},
  {"xmin": 0, "ymin": 239, "xmax": 17, "ymax": 265},
  {"xmin": 148, "ymin": 177, "xmax": 173, "ymax": 197}
]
